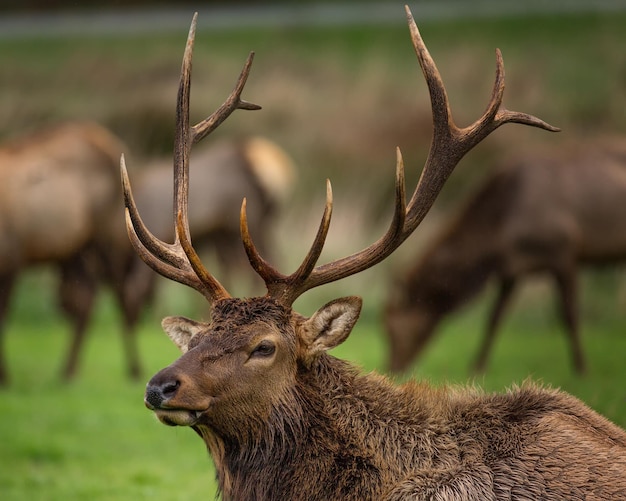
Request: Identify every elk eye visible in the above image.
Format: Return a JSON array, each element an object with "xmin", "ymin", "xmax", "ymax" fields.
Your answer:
[{"xmin": 250, "ymin": 340, "xmax": 276, "ymax": 358}]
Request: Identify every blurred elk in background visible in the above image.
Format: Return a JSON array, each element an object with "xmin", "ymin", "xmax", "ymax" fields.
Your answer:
[
  {"xmin": 0, "ymin": 120, "xmax": 294, "ymax": 385},
  {"xmin": 0, "ymin": 121, "xmax": 126, "ymax": 384},
  {"xmin": 385, "ymin": 138, "xmax": 626, "ymax": 374}
]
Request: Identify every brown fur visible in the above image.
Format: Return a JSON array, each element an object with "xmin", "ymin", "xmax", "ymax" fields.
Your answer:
[
  {"xmin": 0, "ymin": 121, "xmax": 128, "ymax": 384},
  {"xmin": 146, "ymin": 297, "xmax": 626, "ymax": 500},
  {"xmin": 385, "ymin": 138, "xmax": 626, "ymax": 374}
]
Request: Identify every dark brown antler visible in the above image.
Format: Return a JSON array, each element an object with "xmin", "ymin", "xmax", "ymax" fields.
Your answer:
[
  {"xmin": 241, "ymin": 5, "xmax": 559, "ymax": 306},
  {"xmin": 120, "ymin": 13, "xmax": 261, "ymax": 303}
]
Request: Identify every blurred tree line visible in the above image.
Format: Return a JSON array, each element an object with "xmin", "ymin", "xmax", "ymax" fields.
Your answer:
[{"xmin": 1, "ymin": 0, "xmax": 286, "ymax": 13}]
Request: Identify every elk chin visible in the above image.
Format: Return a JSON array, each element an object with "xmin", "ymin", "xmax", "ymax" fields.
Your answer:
[{"xmin": 154, "ymin": 408, "xmax": 203, "ymax": 427}]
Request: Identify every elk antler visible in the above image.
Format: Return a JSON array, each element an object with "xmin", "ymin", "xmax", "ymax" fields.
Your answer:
[
  {"xmin": 241, "ymin": 5, "xmax": 559, "ymax": 306},
  {"xmin": 120, "ymin": 13, "xmax": 261, "ymax": 303}
]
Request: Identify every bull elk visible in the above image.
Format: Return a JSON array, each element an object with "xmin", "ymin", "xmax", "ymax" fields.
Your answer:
[
  {"xmin": 384, "ymin": 140, "xmax": 626, "ymax": 375},
  {"xmin": 124, "ymin": 7, "xmax": 626, "ymax": 500}
]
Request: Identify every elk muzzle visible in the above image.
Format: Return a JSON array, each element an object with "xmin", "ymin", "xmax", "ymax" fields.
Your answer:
[{"xmin": 144, "ymin": 366, "xmax": 209, "ymax": 427}]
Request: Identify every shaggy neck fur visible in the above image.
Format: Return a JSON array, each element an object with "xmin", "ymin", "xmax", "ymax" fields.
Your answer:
[
  {"xmin": 193, "ymin": 349, "xmax": 626, "ymax": 500},
  {"xmin": 193, "ymin": 353, "xmax": 477, "ymax": 500}
]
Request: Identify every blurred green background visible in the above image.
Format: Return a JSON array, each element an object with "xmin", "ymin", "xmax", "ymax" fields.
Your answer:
[{"xmin": 1, "ymin": 1, "xmax": 626, "ymax": 499}]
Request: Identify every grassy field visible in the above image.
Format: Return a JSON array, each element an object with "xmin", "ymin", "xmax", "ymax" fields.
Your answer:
[{"xmin": 1, "ymin": 6, "xmax": 626, "ymax": 500}]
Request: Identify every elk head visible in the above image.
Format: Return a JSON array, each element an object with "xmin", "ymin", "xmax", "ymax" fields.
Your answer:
[{"xmin": 121, "ymin": 7, "xmax": 557, "ymax": 438}]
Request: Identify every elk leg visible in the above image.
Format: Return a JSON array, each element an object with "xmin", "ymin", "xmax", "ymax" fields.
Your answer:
[
  {"xmin": 97, "ymin": 248, "xmax": 145, "ymax": 380},
  {"xmin": 553, "ymin": 267, "xmax": 585, "ymax": 374},
  {"xmin": 58, "ymin": 256, "xmax": 97, "ymax": 381},
  {"xmin": 473, "ymin": 277, "xmax": 515, "ymax": 373},
  {"xmin": 114, "ymin": 261, "xmax": 156, "ymax": 379},
  {"xmin": 119, "ymin": 318, "xmax": 142, "ymax": 380},
  {"xmin": 0, "ymin": 274, "xmax": 16, "ymax": 385}
]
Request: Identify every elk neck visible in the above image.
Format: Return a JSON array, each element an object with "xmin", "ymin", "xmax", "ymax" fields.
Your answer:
[{"xmin": 192, "ymin": 350, "xmax": 455, "ymax": 501}]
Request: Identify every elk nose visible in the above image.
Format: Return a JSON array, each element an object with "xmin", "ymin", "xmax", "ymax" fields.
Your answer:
[{"xmin": 144, "ymin": 379, "xmax": 180, "ymax": 409}]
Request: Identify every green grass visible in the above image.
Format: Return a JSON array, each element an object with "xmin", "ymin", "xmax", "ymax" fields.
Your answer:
[{"xmin": 1, "ymin": 275, "xmax": 217, "ymax": 500}]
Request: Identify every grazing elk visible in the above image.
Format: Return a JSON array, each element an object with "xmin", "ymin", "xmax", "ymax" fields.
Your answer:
[
  {"xmin": 126, "ymin": 7, "xmax": 626, "ymax": 500},
  {"xmin": 384, "ymin": 140, "xmax": 626, "ymax": 375},
  {"xmin": 0, "ymin": 121, "xmax": 134, "ymax": 384}
]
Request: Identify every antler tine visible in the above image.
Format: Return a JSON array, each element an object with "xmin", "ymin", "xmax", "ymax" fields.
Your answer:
[
  {"xmin": 170, "ymin": 12, "xmax": 228, "ymax": 302},
  {"xmin": 241, "ymin": 180, "xmax": 335, "ymax": 304},
  {"xmin": 190, "ymin": 52, "xmax": 261, "ymax": 145},
  {"xmin": 122, "ymin": 12, "xmax": 261, "ymax": 303},
  {"xmin": 172, "ymin": 13, "xmax": 262, "ymax": 302},
  {"xmin": 287, "ymin": 180, "xmax": 333, "ymax": 291},
  {"xmin": 252, "ymin": 4, "xmax": 558, "ymax": 306},
  {"xmin": 121, "ymin": 155, "xmax": 201, "ymax": 289},
  {"xmin": 403, "ymin": 5, "xmax": 559, "ymax": 229},
  {"xmin": 123, "ymin": 154, "xmax": 220, "ymax": 299},
  {"xmin": 241, "ymin": 198, "xmax": 284, "ymax": 285}
]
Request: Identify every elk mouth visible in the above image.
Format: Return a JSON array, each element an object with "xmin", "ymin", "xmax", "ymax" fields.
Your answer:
[
  {"xmin": 144, "ymin": 400, "xmax": 207, "ymax": 427},
  {"xmin": 154, "ymin": 408, "xmax": 203, "ymax": 427}
]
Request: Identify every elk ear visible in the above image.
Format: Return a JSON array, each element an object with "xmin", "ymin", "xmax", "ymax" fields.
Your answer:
[
  {"xmin": 300, "ymin": 296, "xmax": 362, "ymax": 357},
  {"xmin": 161, "ymin": 316, "xmax": 205, "ymax": 353}
]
